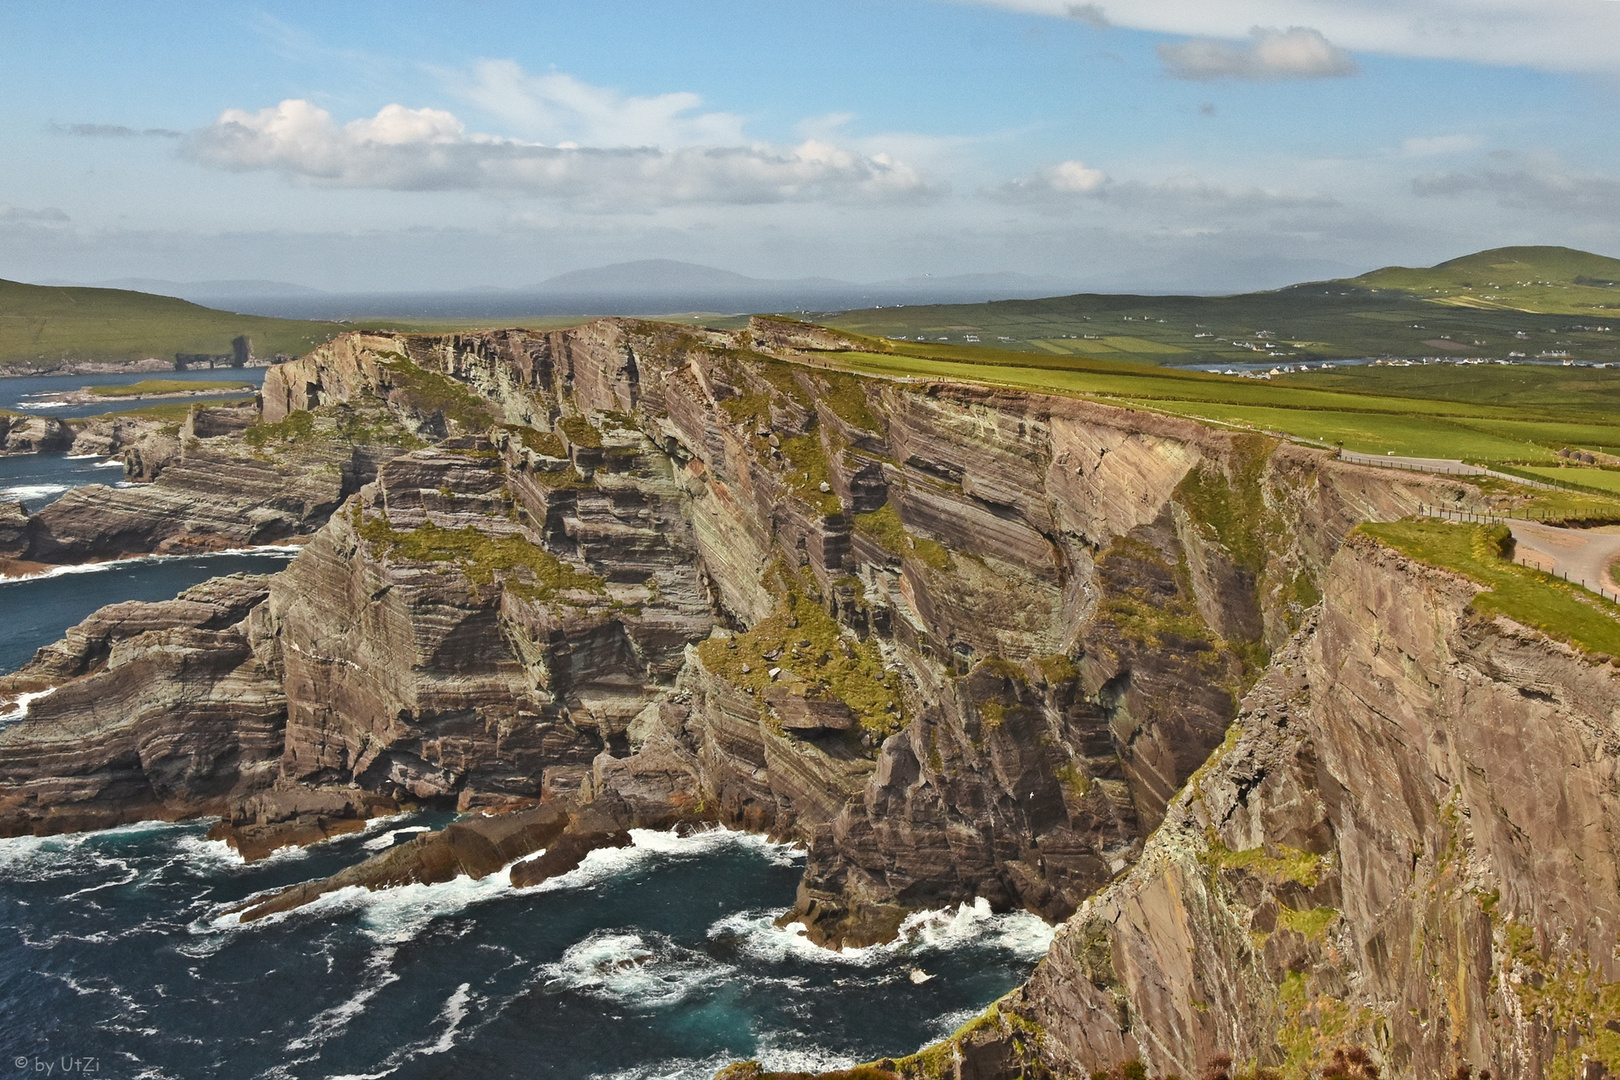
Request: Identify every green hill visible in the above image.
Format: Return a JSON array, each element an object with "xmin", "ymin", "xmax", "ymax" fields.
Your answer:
[
  {"xmin": 1353, "ymin": 246, "xmax": 1620, "ymax": 315},
  {"xmin": 0, "ymin": 279, "xmax": 342, "ymax": 371},
  {"xmin": 821, "ymin": 247, "xmax": 1620, "ymax": 367}
]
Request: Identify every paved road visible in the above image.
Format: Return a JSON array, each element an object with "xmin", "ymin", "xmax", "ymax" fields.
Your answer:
[
  {"xmin": 1336, "ymin": 449, "xmax": 1562, "ymax": 491},
  {"xmin": 1509, "ymin": 521, "xmax": 1620, "ymax": 597}
]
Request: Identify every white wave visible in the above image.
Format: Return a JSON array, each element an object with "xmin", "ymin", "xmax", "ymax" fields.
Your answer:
[
  {"xmin": 755, "ymin": 1045, "xmax": 860, "ymax": 1076},
  {"xmin": 1, "ymin": 483, "xmax": 69, "ymax": 501},
  {"xmin": 170, "ymin": 832, "xmax": 255, "ymax": 872},
  {"xmin": 517, "ymin": 825, "xmax": 804, "ymax": 896},
  {"xmin": 363, "ymin": 825, "xmax": 432, "ymax": 852},
  {"xmin": 322, "ymin": 980, "xmax": 480, "ymax": 1080},
  {"xmin": 589, "ymin": 1043, "xmax": 856, "ymax": 1080},
  {"xmin": 0, "ymin": 818, "xmax": 189, "ymax": 881},
  {"xmin": 544, "ymin": 928, "xmax": 730, "ymax": 1010},
  {"xmin": 895, "ymin": 897, "xmax": 1055, "ymax": 960},
  {"xmin": 285, "ymin": 946, "xmax": 400, "ymax": 1052},
  {"xmin": 0, "ymin": 543, "xmax": 301, "ymax": 582},
  {"xmin": 215, "ymin": 864, "xmax": 517, "ymax": 944},
  {"xmin": 95, "ymin": 458, "xmax": 124, "ymax": 468},
  {"xmin": 921, "ymin": 1006, "xmax": 987, "ymax": 1050},
  {"xmin": 0, "ymin": 686, "xmax": 58, "ymax": 723},
  {"xmin": 423, "ymin": 981, "xmax": 474, "ymax": 1055},
  {"xmin": 709, "ymin": 896, "xmax": 1054, "ymax": 967},
  {"xmin": 588, "ymin": 1051, "xmax": 736, "ymax": 1080}
]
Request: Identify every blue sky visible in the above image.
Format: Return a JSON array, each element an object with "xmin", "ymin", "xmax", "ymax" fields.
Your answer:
[{"xmin": 2, "ymin": 0, "xmax": 1619, "ymax": 293}]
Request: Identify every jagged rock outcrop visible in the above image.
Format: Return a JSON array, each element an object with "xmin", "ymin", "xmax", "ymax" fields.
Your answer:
[
  {"xmin": 0, "ymin": 575, "xmax": 286, "ymax": 836},
  {"xmin": 19, "ymin": 400, "xmax": 420, "ymax": 561},
  {"xmin": 918, "ymin": 534, "xmax": 1620, "ymax": 1080}
]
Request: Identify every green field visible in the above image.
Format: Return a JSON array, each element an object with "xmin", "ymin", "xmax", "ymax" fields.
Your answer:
[
  {"xmin": 1502, "ymin": 465, "xmax": 1620, "ymax": 496},
  {"xmin": 88, "ymin": 379, "xmax": 253, "ymax": 398},
  {"xmin": 813, "ymin": 332, "xmax": 1620, "ymax": 463},
  {"xmin": 822, "ymin": 247, "xmax": 1620, "ymax": 366},
  {"xmin": 0, "ymin": 279, "xmax": 342, "ymax": 370}
]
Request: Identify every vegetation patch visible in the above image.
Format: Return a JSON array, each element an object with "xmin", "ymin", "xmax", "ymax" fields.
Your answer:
[
  {"xmin": 358, "ymin": 513, "xmax": 605, "ymax": 603},
  {"xmin": 779, "ymin": 433, "xmax": 843, "ymax": 516},
  {"xmin": 1501, "ymin": 917, "xmax": 1620, "ymax": 1080},
  {"xmin": 1459, "ymin": 475, "xmax": 1620, "ymax": 523},
  {"xmin": 243, "ymin": 403, "xmax": 424, "ymax": 452},
  {"xmin": 1173, "ymin": 435, "xmax": 1279, "ymax": 577},
  {"xmin": 817, "ymin": 369, "xmax": 882, "ymax": 431},
  {"xmin": 501, "ymin": 424, "xmax": 565, "ymax": 458},
  {"xmin": 556, "ymin": 414, "xmax": 603, "ymax": 448},
  {"xmin": 0, "ymin": 278, "xmax": 339, "ymax": 370},
  {"xmin": 1277, "ymin": 906, "xmax": 1339, "ymax": 940},
  {"xmin": 243, "ymin": 409, "xmax": 315, "ymax": 448},
  {"xmin": 1097, "ymin": 537, "xmax": 1222, "ymax": 655},
  {"xmin": 1361, "ymin": 519, "xmax": 1620, "ymax": 656},
  {"xmin": 1208, "ymin": 839, "xmax": 1327, "ymax": 887},
  {"xmin": 1493, "ymin": 463, "xmax": 1620, "ymax": 499},
  {"xmin": 852, "ymin": 503, "xmax": 948, "ymax": 569},
  {"xmin": 1034, "ymin": 653, "xmax": 1079, "ymax": 686},
  {"xmin": 695, "ymin": 587, "xmax": 904, "ymax": 740},
  {"xmin": 380, "ymin": 358, "xmax": 492, "ymax": 430},
  {"xmin": 88, "ymin": 378, "xmax": 252, "ymax": 397}
]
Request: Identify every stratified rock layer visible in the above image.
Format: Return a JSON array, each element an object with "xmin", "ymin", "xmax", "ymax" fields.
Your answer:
[{"xmin": 2, "ymin": 319, "xmax": 1597, "ymax": 1079}]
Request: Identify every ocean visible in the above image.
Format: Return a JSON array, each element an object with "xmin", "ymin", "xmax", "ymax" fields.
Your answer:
[
  {"xmin": 1, "ymin": 368, "xmax": 266, "ymax": 421},
  {"xmin": 0, "ymin": 542, "xmax": 1050, "ymax": 1079}
]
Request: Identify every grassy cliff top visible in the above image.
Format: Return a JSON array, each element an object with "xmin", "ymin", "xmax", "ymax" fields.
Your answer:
[
  {"xmin": 1361, "ymin": 520, "xmax": 1620, "ymax": 657},
  {"xmin": 0, "ymin": 279, "xmax": 341, "ymax": 370}
]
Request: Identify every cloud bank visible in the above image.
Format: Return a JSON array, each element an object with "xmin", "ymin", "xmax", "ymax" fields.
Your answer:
[
  {"xmin": 181, "ymin": 95, "xmax": 930, "ymax": 208},
  {"xmin": 968, "ymin": 0, "xmax": 1620, "ymax": 75},
  {"xmin": 1158, "ymin": 27, "xmax": 1356, "ymax": 81}
]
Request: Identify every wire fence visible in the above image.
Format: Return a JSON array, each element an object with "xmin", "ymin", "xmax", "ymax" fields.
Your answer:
[
  {"xmin": 1337, "ymin": 450, "xmax": 1481, "ymax": 477},
  {"xmin": 1419, "ymin": 503, "xmax": 1620, "ymax": 526},
  {"xmin": 1416, "ymin": 504, "xmax": 1620, "ymax": 606}
]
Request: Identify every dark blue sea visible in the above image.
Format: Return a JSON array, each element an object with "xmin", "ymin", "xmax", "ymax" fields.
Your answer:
[
  {"xmin": 0, "ymin": 452, "xmax": 130, "ymax": 512},
  {"xmin": 0, "ymin": 543, "xmax": 1051, "ymax": 1079},
  {"xmin": 0, "ymin": 550, "xmax": 300, "ymax": 676},
  {"xmin": 2, "ymin": 367, "xmax": 265, "ymax": 420}
]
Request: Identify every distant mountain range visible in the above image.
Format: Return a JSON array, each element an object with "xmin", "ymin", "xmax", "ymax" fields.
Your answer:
[{"xmin": 46, "ymin": 261, "xmax": 1073, "ymax": 320}]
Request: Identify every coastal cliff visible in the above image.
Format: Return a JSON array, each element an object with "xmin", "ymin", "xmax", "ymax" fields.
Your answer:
[{"xmin": 0, "ymin": 317, "xmax": 1601, "ymax": 1077}]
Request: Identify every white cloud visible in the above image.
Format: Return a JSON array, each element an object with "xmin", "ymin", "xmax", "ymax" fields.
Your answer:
[
  {"xmin": 53, "ymin": 123, "xmax": 182, "ymax": 139},
  {"xmin": 447, "ymin": 60, "xmax": 748, "ymax": 148},
  {"xmin": 990, "ymin": 159, "xmax": 1109, "ymax": 200},
  {"xmin": 1401, "ymin": 134, "xmax": 1483, "ymax": 157},
  {"xmin": 1413, "ymin": 153, "xmax": 1620, "ymax": 218},
  {"xmin": 963, "ymin": 0, "xmax": 1620, "ymax": 75},
  {"xmin": 989, "ymin": 164, "xmax": 1336, "ymax": 217},
  {"xmin": 1159, "ymin": 27, "xmax": 1357, "ymax": 81},
  {"xmin": 181, "ymin": 96, "xmax": 931, "ymax": 208},
  {"xmin": 1064, "ymin": 4, "xmax": 1110, "ymax": 28}
]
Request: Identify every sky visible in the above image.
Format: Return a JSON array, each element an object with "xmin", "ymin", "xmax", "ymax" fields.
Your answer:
[{"xmin": 2, "ymin": 0, "xmax": 1619, "ymax": 295}]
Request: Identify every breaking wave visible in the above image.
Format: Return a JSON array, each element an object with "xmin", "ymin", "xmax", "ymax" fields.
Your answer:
[{"xmin": 0, "ymin": 545, "xmax": 301, "ymax": 583}]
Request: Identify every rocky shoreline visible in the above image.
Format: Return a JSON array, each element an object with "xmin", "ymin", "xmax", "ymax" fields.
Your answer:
[{"xmin": 0, "ymin": 317, "xmax": 1613, "ymax": 1078}]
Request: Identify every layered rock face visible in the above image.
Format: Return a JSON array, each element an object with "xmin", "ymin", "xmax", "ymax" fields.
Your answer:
[
  {"xmin": 908, "ymin": 535, "xmax": 1620, "ymax": 1080},
  {"xmin": 18, "ymin": 401, "xmax": 419, "ymax": 562},
  {"xmin": 10, "ymin": 320, "xmax": 1465, "ymax": 920},
  {"xmin": 0, "ymin": 575, "xmax": 285, "ymax": 836},
  {"xmin": 2, "ymin": 317, "xmax": 1571, "ymax": 1076}
]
